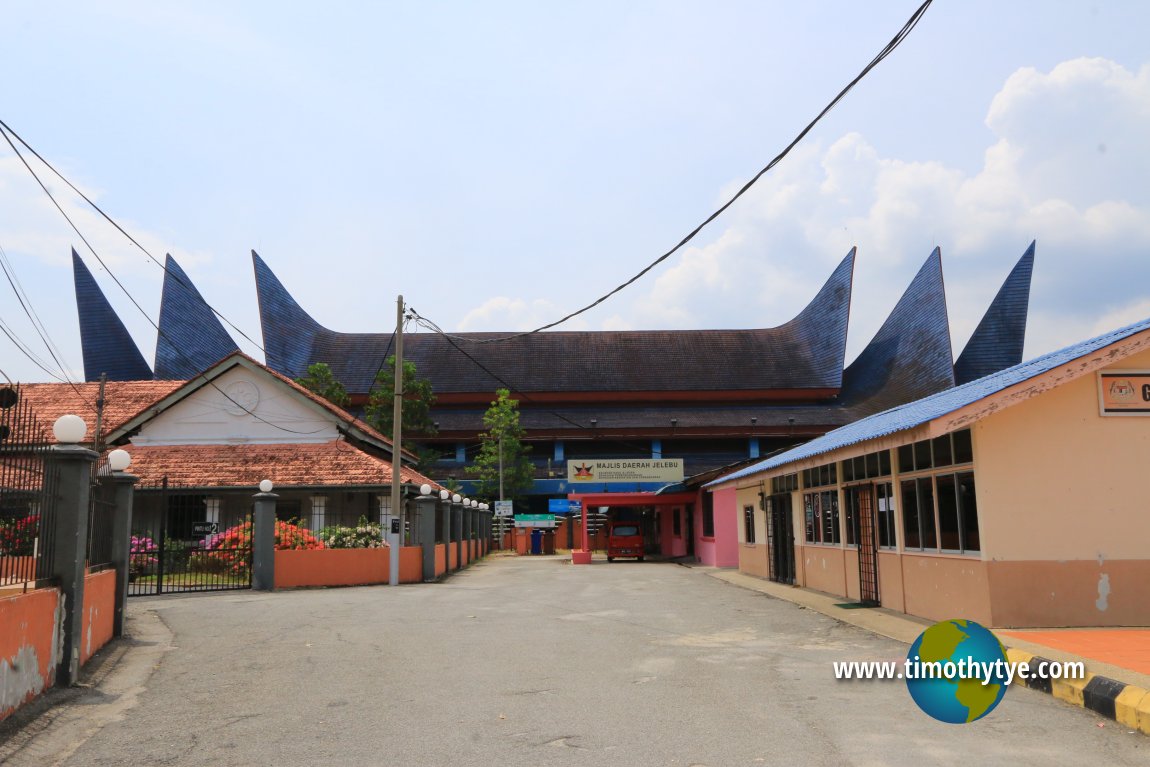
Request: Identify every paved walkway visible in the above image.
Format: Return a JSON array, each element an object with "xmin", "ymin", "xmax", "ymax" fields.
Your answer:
[
  {"xmin": 999, "ymin": 630, "xmax": 1150, "ymax": 678},
  {"xmin": 704, "ymin": 567, "xmax": 1150, "ymax": 733},
  {"xmin": 3, "ymin": 557, "xmax": 1149, "ymax": 766}
]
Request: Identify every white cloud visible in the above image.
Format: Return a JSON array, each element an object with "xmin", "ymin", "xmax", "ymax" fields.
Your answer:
[
  {"xmin": 457, "ymin": 296, "xmax": 591, "ymax": 333},
  {"xmin": 577, "ymin": 56, "xmax": 1150, "ymax": 363}
]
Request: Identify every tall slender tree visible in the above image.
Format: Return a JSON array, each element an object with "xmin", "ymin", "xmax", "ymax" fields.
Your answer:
[{"xmin": 468, "ymin": 389, "xmax": 533, "ymax": 501}]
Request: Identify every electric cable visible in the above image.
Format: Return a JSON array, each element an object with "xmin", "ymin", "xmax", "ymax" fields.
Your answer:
[{"xmin": 419, "ymin": 0, "xmax": 933, "ymax": 344}]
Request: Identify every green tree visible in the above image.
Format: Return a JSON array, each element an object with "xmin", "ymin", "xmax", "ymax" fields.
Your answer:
[
  {"xmin": 467, "ymin": 389, "xmax": 533, "ymax": 501},
  {"xmin": 365, "ymin": 356, "xmax": 438, "ymax": 438},
  {"xmin": 366, "ymin": 357, "xmax": 440, "ymax": 470},
  {"xmin": 295, "ymin": 362, "xmax": 350, "ymax": 408}
]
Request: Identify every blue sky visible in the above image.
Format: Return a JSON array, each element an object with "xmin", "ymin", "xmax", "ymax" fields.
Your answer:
[{"xmin": 2, "ymin": 1, "xmax": 1149, "ymax": 384}]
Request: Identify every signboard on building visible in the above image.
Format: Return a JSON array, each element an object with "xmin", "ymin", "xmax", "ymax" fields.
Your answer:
[
  {"xmin": 191, "ymin": 521, "xmax": 219, "ymax": 536},
  {"xmin": 494, "ymin": 500, "xmax": 514, "ymax": 517},
  {"xmin": 567, "ymin": 459, "xmax": 684, "ymax": 483},
  {"xmin": 1098, "ymin": 371, "xmax": 1150, "ymax": 416},
  {"xmin": 548, "ymin": 499, "xmax": 570, "ymax": 514},
  {"xmin": 514, "ymin": 514, "xmax": 556, "ymax": 528}
]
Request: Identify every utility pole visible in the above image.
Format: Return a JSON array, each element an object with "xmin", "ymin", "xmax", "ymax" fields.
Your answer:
[
  {"xmin": 388, "ymin": 295, "xmax": 404, "ymax": 586},
  {"xmin": 498, "ymin": 432, "xmax": 504, "ymax": 551}
]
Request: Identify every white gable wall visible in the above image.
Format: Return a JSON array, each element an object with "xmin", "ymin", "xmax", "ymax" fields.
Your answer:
[{"xmin": 130, "ymin": 366, "xmax": 340, "ymax": 446}]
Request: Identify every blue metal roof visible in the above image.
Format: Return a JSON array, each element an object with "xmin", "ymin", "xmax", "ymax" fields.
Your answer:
[
  {"xmin": 253, "ymin": 248, "xmax": 857, "ymax": 394},
  {"xmin": 710, "ymin": 314, "xmax": 1150, "ymax": 486},
  {"xmin": 72, "ymin": 249, "xmax": 153, "ymax": 382},
  {"xmin": 839, "ymin": 248, "xmax": 955, "ymax": 415},
  {"xmin": 954, "ymin": 242, "xmax": 1034, "ymax": 385},
  {"xmin": 155, "ymin": 254, "xmax": 240, "ymax": 379}
]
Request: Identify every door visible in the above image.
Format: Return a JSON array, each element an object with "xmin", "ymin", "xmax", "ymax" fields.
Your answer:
[
  {"xmin": 852, "ymin": 486, "xmax": 880, "ymax": 605},
  {"xmin": 766, "ymin": 494, "xmax": 795, "ymax": 584}
]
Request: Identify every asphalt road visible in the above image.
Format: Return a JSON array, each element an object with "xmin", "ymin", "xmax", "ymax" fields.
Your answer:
[{"xmin": 3, "ymin": 556, "xmax": 1146, "ymax": 766}]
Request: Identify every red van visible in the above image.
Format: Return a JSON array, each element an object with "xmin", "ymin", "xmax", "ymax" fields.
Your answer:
[{"xmin": 607, "ymin": 522, "xmax": 644, "ymax": 562}]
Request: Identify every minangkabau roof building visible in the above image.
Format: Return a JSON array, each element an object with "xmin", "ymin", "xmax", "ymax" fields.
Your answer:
[{"xmin": 70, "ymin": 243, "xmax": 1036, "ymax": 527}]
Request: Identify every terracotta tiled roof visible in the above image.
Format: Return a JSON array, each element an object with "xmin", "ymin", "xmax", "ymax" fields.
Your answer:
[
  {"xmin": 121, "ymin": 439, "xmax": 441, "ymax": 491},
  {"xmin": 17, "ymin": 381, "xmax": 185, "ymax": 443}
]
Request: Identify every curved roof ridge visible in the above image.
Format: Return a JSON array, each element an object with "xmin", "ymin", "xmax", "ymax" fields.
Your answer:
[
  {"xmin": 774, "ymin": 247, "xmax": 856, "ymax": 387},
  {"xmin": 253, "ymin": 249, "xmax": 859, "ymax": 395},
  {"xmin": 155, "ymin": 254, "xmax": 240, "ymax": 379},
  {"xmin": 839, "ymin": 247, "xmax": 955, "ymax": 414},
  {"xmin": 953, "ymin": 241, "xmax": 1035, "ymax": 385},
  {"xmin": 253, "ymin": 250, "xmax": 323, "ymax": 376},
  {"xmin": 72, "ymin": 249, "xmax": 153, "ymax": 382}
]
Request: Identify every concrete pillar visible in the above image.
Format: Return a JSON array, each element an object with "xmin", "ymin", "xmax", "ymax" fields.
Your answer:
[
  {"xmin": 252, "ymin": 490, "xmax": 278, "ymax": 591},
  {"xmin": 464, "ymin": 506, "xmax": 473, "ymax": 562},
  {"xmin": 452, "ymin": 501, "xmax": 463, "ymax": 571},
  {"xmin": 45, "ymin": 442, "xmax": 98, "ymax": 687},
  {"xmin": 416, "ymin": 496, "xmax": 437, "ymax": 582},
  {"xmin": 100, "ymin": 469, "xmax": 138, "ymax": 639}
]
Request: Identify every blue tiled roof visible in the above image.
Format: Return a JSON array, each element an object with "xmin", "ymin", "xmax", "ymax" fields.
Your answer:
[
  {"xmin": 253, "ymin": 248, "xmax": 857, "ymax": 395},
  {"xmin": 155, "ymin": 254, "xmax": 239, "ymax": 379},
  {"xmin": 72, "ymin": 249, "xmax": 153, "ymax": 382},
  {"xmin": 839, "ymin": 248, "xmax": 955, "ymax": 415},
  {"xmin": 954, "ymin": 242, "xmax": 1034, "ymax": 385},
  {"xmin": 711, "ymin": 314, "xmax": 1150, "ymax": 486}
]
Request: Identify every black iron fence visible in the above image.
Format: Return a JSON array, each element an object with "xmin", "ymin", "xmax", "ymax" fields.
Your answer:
[
  {"xmin": 0, "ymin": 385, "xmax": 61, "ymax": 591},
  {"xmin": 128, "ymin": 478, "xmax": 254, "ymax": 595}
]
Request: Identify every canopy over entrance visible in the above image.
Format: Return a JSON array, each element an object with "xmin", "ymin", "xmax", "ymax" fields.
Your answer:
[{"xmin": 568, "ymin": 491, "xmax": 696, "ymax": 564}]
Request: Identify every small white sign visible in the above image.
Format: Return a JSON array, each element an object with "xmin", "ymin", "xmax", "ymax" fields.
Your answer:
[{"xmin": 494, "ymin": 500, "xmax": 514, "ymax": 517}]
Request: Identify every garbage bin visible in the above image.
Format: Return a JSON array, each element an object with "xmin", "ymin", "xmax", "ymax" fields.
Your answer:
[{"xmin": 530, "ymin": 528, "xmax": 543, "ymax": 555}]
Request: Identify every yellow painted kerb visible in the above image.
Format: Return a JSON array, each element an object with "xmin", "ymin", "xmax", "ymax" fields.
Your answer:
[
  {"xmin": 1115, "ymin": 685, "xmax": 1150, "ymax": 733},
  {"xmin": 1051, "ymin": 671, "xmax": 1094, "ymax": 708}
]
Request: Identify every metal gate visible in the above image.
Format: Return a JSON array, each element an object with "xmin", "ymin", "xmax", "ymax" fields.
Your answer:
[
  {"xmin": 128, "ymin": 478, "xmax": 252, "ymax": 595},
  {"xmin": 852, "ymin": 486, "xmax": 880, "ymax": 605},
  {"xmin": 766, "ymin": 494, "xmax": 795, "ymax": 584},
  {"xmin": 0, "ymin": 385, "xmax": 61, "ymax": 591}
]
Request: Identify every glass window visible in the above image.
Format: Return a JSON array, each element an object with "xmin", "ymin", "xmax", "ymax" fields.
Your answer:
[
  {"xmin": 878, "ymin": 450, "xmax": 892, "ymax": 477},
  {"xmin": 932, "ymin": 435, "xmax": 953, "ymax": 467},
  {"xmin": 918, "ymin": 478, "xmax": 937, "ymax": 549},
  {"xmin": 743, "ymin": 506, "xmax": 756, "ymax": 544},
  {"xmin": 876, "ymin": 483, "xmax": 896, "ymax": 548},
  {"xmin": 865, "ymin": 452, "xmax": 879, "ymax": 478},
  {"xmin": 842, "ymin": 458, "xmax": 855, "ymax": 483},
  {"xmin": 953, "ymin": 430, "xmax": 973, "ymax": 464},
  {"xmin": 898, "ymin": 444, "xmax": 914, "ymax": 474},
  {"xmin": 958, "ymin": 472, "xmax": 979, "ymax": 552},
  {"xmin": 901, "ymin": 480, "xmax": 920, "ymax": 549},
  {"xmin": 809, "ymin": 494, "xmax": 818, "ymax": 542},
  {"xmin": 821, "ymin": 490, "xmax": 840, "ymax": 544},
  {"xmin": 702, "ymin": 493, "xmax": 715, "ymax": 538},
  {"xmin": 844, "ymin": 490, "xmax": 857, "ymax": 546},
  {"xmin": 936, "ymin": 474, "xmax": 960, "ymax": 550},
  {"xmin": 914, "ymin": 440, "xmax": 932, "ymax": 471}
]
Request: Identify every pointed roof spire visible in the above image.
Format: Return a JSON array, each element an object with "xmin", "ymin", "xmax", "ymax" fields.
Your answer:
[
  {"xmin": 155, "ymin": 254, "xmax": 240, "ymax": 379},
  {"xmin": 841, "ymin": 247, "xmax": 955, "ymax": 414},
  {"xmin": 953, "ymin": 242, "xmax": 1035, "ymax": 385},
  {"xmin": 776, "ymin": 247, "xmax": 856, "ymax": 388},
  {"xmin": 71, "ymin": 249, "xmax": 153, "ymax": 382},
  {"xmin": 252, "ymin": 250, "xmax": 322, "ymax": 376}
]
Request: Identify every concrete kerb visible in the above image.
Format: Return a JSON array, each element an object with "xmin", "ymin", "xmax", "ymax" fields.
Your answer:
[{"xmin": 702, "ymin": 568, "xmax": 1150, "ymax": 736}]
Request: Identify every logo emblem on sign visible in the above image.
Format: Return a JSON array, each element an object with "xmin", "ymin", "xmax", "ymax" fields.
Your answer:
[
  {"xmin": 1110, "ymin": 379, "xmax": 1136, "ymax": 401},
  {"xmin": 573, "ymin": 463, "xmax": 594, "ymax": 480}
]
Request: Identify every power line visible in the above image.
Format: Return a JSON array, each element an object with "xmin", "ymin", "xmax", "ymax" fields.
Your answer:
[
  {"xmin": 0, "ymin": 243, "xmax": 94, "ymax": 412},
  {"xmin": 422, "ymin": 0, "xmax": 933, "ymax": 344},
  {"xmin": 0, "ymin": 118, "xmax": 267, "ymax": 355},
  {"xmin": 0, "ymin": 128, "xmax": 329, "ymax": 437},
  {"xmin": 408, "ymin": 310, "xmax": 655, "ymax": 459}
]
